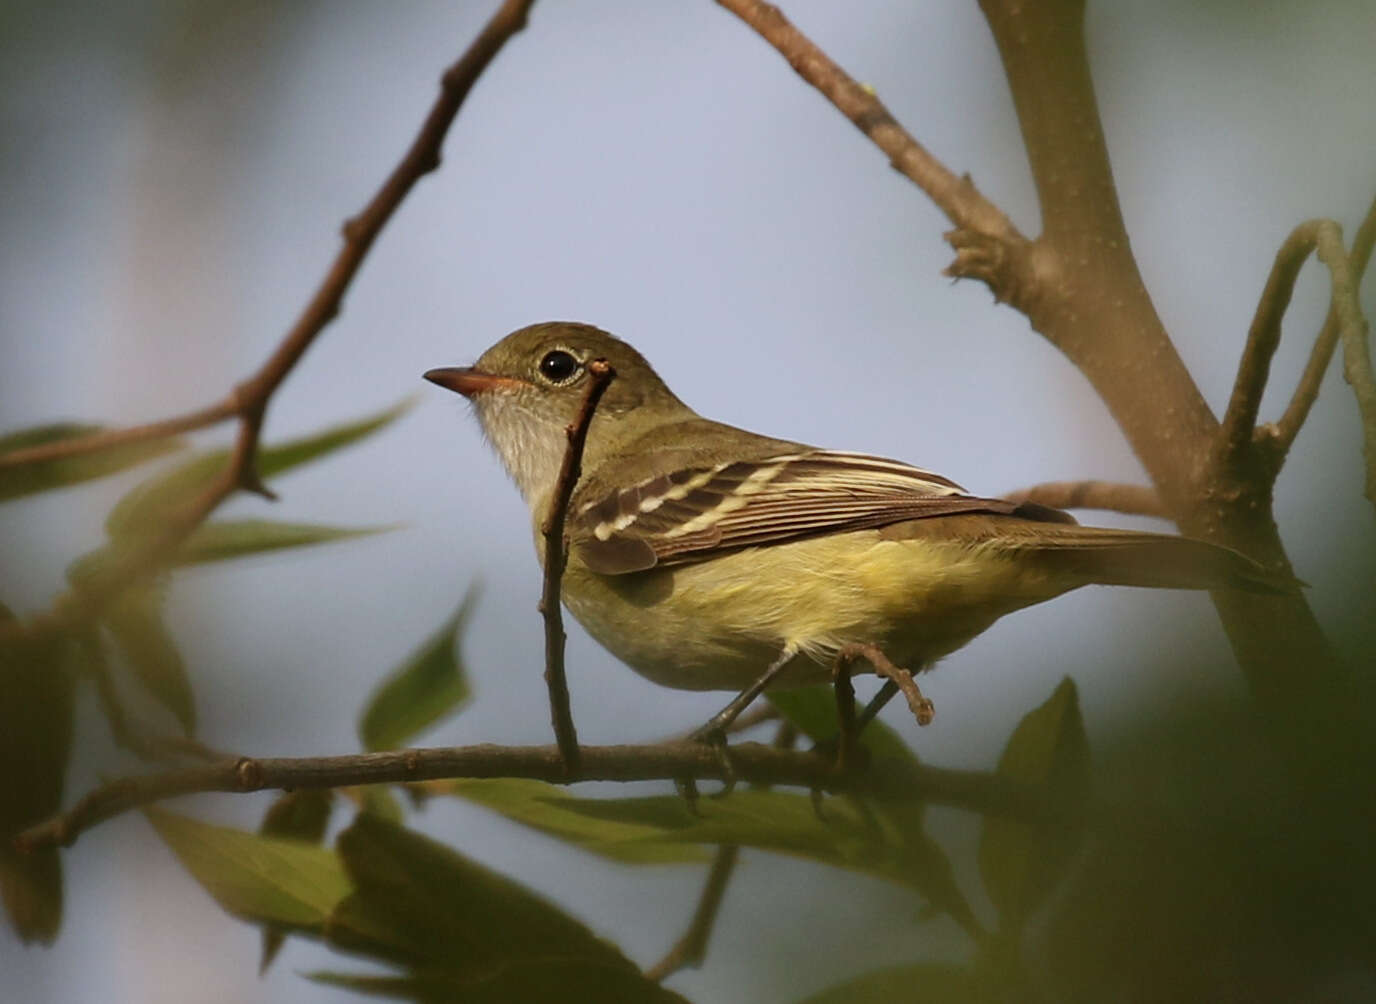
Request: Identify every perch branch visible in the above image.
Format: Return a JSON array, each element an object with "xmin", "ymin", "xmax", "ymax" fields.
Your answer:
[
  {"xmin": 0, "ymin": 0, "xmax": 538, "ymax": 645},
  {"xmin": 538, "ymin": 359, "xmax": 616, "ymax": 773},
  {"xmin": 15, "ymin": 741, "xmax": 1051, "ymax": 853},
  {"xmin": 1006, "ymin": 481, "xmax": 1167, "ymax": 519}
]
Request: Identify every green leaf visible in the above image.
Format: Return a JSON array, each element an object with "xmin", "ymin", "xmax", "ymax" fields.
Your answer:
[
  {"xmin": 176, "ymin": 519, "xmax": 393, "ymax": 565},
  {"xmin": 978, "ymin": 677, "xmax": 1090, "ymax": 935},
  {"xmin": 0, "ymin": 422, "xmax": 183, "ymax": 503},
  {"xmin": 105, "ymin": 398, "xmax": 414, "ymax": 539},
  {"xmin": 769, "ymin": 684, "xmax": 919, "ymax": 767},
  {"xmin": 104, "ymin": 586, "xmax": 196, "ymax": 735},
  {"xmin": 536, "ymin": 788, "xmax": 976, "ymax": 929},
  {"xmin": 147, "ymin": 808, "xmax": 352, "ymax": 931},
  {"xmin": 308, "ymin": 963, "xmax": 691, "ymax": 1003},
  {"xmin": 442, "ymin": 778, "xmax": 709, "ymax": 865},
  {"xmin": 328, "ymin": 814, "xmax": 681, "ymax": 1004},
  {"xmin": 357, "ymin": 786, "xmax": 405, "ymax": 824},
  {"xmin": 359, "ymin": 590, "xmax": 477, "ymax": 752},
  {"xmin": 257, "ymin": 789, "xmax": 335, "ymax": 973},
  {"xmin": 797, "ymin": 962, "xmax": 980, "ymax": 1004},
  {"xmin": 0, "ymin": 615, "xmax": 76, "ymax": 943}
]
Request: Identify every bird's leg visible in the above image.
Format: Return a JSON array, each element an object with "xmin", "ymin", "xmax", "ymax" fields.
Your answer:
[
  {"xmin": 831, "ymin": 644, "xmax": 934, "ymax": 770},
  {"xmin": 690, "ymin": 646, "xmax": 798, "ymax": 745},
  {"xmin": 682, "ymin": 646, "xmax": 797, "ymax": 799}
]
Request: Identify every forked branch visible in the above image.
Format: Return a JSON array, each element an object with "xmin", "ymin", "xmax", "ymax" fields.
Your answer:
[{"xmin": 0, "ymin": 0, "xmax": 539, "ymax": 644}]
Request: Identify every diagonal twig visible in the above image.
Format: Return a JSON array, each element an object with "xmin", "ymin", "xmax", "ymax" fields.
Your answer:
[
  {"xmin": 714, "ymin": 0, "xmax": 1025, "ymax": 251},
  {"xmin": 644, "ymin": 844, "xmax": 740, "ymax": 983},
  {"xmin": 539, "ymin": 359, "xmax": 616, "ymax": 773},
  {"xmin": 0, "ymin": 0, "xmax": 539, "ymax": 645},
  {"xmin": 1005, "ymin": 480, "xmax": 1167, "ymax": 519}
]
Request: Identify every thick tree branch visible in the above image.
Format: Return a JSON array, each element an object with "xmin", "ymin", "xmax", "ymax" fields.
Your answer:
[
  {"xmin": 539, "ymin": 360, "xmax": 616, "ymax": 773},
  {"xmin": 0, "ymin": 0, "xmax": 538, "ymax": 645},
  {"xmin": 1274, "ymin": 196, "xmax": 1376, "ymax": 454},
  {"xmin": 15, "ymin": 741, "xmax": 1049, "ymax": 853},
  {"xmin": 1006, "ymin": 481, "xmax": 1166, "ymax": 519}
]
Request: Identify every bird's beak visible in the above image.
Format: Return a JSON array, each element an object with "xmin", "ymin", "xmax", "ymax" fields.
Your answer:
[{"xmin": 423, "ymin": 366, "xmax": 521, "ymax": 398}]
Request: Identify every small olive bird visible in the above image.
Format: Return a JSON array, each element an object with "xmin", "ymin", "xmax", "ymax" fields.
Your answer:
[{"xmin": 425, "ymin": 322, "xmax": 1282, "ymax": 732}]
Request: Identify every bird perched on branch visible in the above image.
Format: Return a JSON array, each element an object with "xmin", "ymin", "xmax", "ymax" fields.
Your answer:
[{"xmin": 425, "ymin": 322, "xmax": 1286, "ymax": 734}]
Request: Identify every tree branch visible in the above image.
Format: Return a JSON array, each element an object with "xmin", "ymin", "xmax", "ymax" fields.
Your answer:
[
  {"xmin": 539, "ymin": 360, "xmax": 616, "ymax": 774},
  {"xmin": 0, "ymin": 400, "xmax": 237, "ymax": 470},
  {"xmin": 713, "ymin": 0, "xmax": 1029, "ymax": 290},
  {"xmin": 1219, "ymin": 221, "xmax": 1331, "ymax": 465},
  {"xmin": 1273, "ymin": 195, "xmax": 1376, "ymax": 454},
  {"xmin": 14, "ymin": 740, "xmax": 1050, "ymax": 853},
  {"xmin": 0, "ymin": 0, "xmax": 539, "ymax": 645},
  {"xmin": 1006, "ymin": 480, "xmax": 1167, "ymax": 519}
]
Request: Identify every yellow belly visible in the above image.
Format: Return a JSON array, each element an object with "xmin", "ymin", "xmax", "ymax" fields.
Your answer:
[{"xmin": 561, "ymin": 531, "xmax": 1069, "ymax": 691}]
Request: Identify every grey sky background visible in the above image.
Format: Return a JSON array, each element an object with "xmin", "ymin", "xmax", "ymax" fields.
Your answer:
[{"xmin": 2, "ymin": 2, "xmax": 1374, "ymax": 1002}]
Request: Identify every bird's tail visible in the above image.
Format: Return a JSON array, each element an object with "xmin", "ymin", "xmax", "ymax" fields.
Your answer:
[{"xmin": 1012, "ymin": 526, "xmax": 1295, "ymax": 594}]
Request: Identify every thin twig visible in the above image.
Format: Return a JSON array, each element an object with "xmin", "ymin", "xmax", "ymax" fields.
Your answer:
[
  {"xmin": 1220, "ymin": 220, "xmax": 1330, "ymax": 463},
  {"xmin": 714, "ymin": 0, "xmax": 1023, "ymax": 246},
  {"xmin": 1005, "ymin": 480, "xmax": 1167, "ymax": 519},
  {"xmin": 14, "ymin": 740, "xmax": 1051, "ymax": 852},
  {"xmin": 1273, "ymin": 195, "xmax": 1376, "ymax": 454},
  {"xmin": 539, "ymin": 359, "xmax": 616, "ymax": 773},
  {"xmin": 0, "ymin": 400, "xmax": 237, "ymax": 470},
  {"xmin": 0, "ymin": 0, "xmax": 539, "ymax": 646},
  {"xmin": 644, "ymin": 844, "xmax": 740, "ymax": 983}
]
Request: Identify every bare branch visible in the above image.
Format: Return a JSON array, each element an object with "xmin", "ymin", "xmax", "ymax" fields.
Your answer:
[
  {"xmin": 539, "ymin": 359, "xmax": 616, "ymax": 773},
  {"xmin": 14, "ymin": 740, "xmax": 1050, "ymax": 853},
  {"xmin": 1006, "ymin": 480, "xmax": 1167, "ymax": 519},
  {"xmin": 0, "ymin": 0, "xmax": 539, "ymax": 645},
  {"xmin": 0, "ymin": 400, "xmax": 237, "ymax": 471},
  {"xmin": 1220, "ymin": 221, "xmax": 1330, "ymax": 463},
  {"xmin": 1274, "ymin": 197, "xmax": 1376, "ymax": 452},
  {"xmin": 714, "ymin": 0, "xmax": 1025, "ymax": 251}
]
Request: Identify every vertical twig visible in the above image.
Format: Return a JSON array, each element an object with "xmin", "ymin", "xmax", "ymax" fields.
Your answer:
[{"xmin": 539, "ymin": 360, "xmax": 616, "ymax": 774}]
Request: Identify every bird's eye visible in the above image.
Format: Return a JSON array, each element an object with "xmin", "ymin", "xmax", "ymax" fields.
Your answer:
[{"xmin": 538, "ymin": 349, "xmax": 580, "ymax": 384}]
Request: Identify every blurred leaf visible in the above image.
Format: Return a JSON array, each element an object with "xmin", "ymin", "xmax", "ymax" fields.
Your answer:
[
  {"xmin": 0, "ymin": 609, "xmax": 75, "ymax": 944},
  {"xmin": 797, "ymin": 962, "xmax": 979, "ymax": 1004},
  {"xmin": 541, "ymin": 788, "xmax": 976, "ymax": 929},
  {"xmin": 308, "ymin": 964, "xmax": 691, "ymax": 1003},
  {"xmin": 769, "ymin": 685, "xmax": 919, "ymax": 767},
  {"xmin": 442, "ymin": 778, "xmax": 709, "ymax": 864},
  {"xmin": 104, "ymin": 586, "xmax": 195, "ymax": 735},
  {"xmin": 147, "ymin": 808, "xmax": 351, "ymax": 931},
  {"xmin": 177, "ymin": 519, "xmax": 393, "ymax": 565},
  {"xmin": 359, "ymin": 590, "xmax": 477, "ymax": 752},
  {"xmin": 0, "ymin": 422, "xmax": 183, "ymax": 503},
  {"xmin": 105, "ymin": 398, "xmax": 414, "ymax": 539},
  {"xmin": 978, "ymin": 677, "xmax": 1089, "ymax": 935},
  {"xmin": 258, "ymin": 789, "xmax": 335, "ymax": 973},
  {"xmin": 328, "ymin": 815, "xmax": 684, "ymax": 1002},
  {"xmin": 356, "ymin": 786, "xmax": 405, "ymax": 824}
]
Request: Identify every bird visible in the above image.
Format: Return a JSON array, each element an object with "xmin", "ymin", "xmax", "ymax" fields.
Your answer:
[{"xmin": 425, "ymin": 321, "xmax": 1286, "ymax": 734}]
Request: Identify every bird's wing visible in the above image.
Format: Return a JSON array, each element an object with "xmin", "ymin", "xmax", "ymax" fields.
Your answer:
[{"xmin": 571, "ymin": 449, "xmax": 1074, "ymax": 574}]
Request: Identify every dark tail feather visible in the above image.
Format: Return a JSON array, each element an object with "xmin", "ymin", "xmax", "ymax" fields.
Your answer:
[{"xmin": 1026, "ymin": 530, "xmax": 1297, "ymax": 595}]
